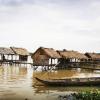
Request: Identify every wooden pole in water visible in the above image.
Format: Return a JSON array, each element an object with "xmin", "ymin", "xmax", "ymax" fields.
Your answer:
[{"xmin": 51, "ymin": 58, "xmax": 52, "ymax": 66}]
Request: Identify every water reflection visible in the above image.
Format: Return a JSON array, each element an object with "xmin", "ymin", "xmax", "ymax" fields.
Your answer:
[
  {"xmin": 33, "ymin": 85, "xmax": 100, "ymax": 94},
  {"xmin": 0, "ymin": 66, "xmax": 99, "ymax": 100},
  {"xmin": 33, "ymin": 68, "xmax": 100, "ymax": 85},
  {"xmin": 0, "ymin": 65, "xmax": 33, "ymax": 100},
  {"xmin": 0, "ymin": 66, "xmax": 27, "ymax": 85},
  {"xmin": 33, "ymin": 68, "xmax": 100, "ymax": 97}
]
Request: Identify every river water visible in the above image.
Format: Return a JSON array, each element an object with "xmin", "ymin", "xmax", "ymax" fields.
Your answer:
[{"xmin": 0, "ymin": 65, "xmax": 100, "ymax": 100}]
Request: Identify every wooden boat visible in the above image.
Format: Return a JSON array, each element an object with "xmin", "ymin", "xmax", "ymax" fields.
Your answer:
[{"xmin": 35, "ymin": 77, "xmax": 100, "ymax": 86}]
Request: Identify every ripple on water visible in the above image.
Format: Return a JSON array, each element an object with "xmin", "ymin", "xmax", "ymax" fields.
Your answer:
[
  {"xmin": 2, "ymin": 92, "xmax": 16, "ymax": 96},
  {"xmin": 0, "ymin": 66, "xmax": 100, "ymax": 100}
]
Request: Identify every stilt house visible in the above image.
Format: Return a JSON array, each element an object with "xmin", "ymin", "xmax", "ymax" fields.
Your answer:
[
  {"xmin": 0, "ymin": 47, "xmax": 14, "ymax": 61},
  {"xmin": 31, "ymin": 47, "xmax": 61, "ymax": 66},
  {"xmin": 10, "ymin": 47, "xmax": 29, "ymax": 62},
  {"xmin": 85, "ymin": 53, "xmax": 100, "ymax": 62},
  {"xmin": 57, "ymin": 49, "xmax": 87, "ymax": 64}
]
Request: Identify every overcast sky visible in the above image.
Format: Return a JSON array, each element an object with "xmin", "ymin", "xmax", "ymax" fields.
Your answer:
[{"xmin": 0, "ymin": 0, "xmax": 100, "ymax": 53}]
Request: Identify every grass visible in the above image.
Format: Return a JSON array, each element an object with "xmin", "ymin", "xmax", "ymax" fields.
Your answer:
[
  {"xmin": 72, "ymin": 90, "xmax": 100, "ymax": 100},
  {"xmin": 59, "ymin": 89, "xmax": 100, "ymax": 100}
]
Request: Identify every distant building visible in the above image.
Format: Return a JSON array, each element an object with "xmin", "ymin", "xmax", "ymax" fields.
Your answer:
[
  {"xmin": 57, "ymin": 49, "xmax": 87, "ymax": 64},
  {"xmin": 85, "ymin": 53, "xmax": 100, "ymax": 62},
  {"xmin": 10, "ymin": 47, "xmax": 29, "ymax": 62},
  {"xmin": 0, "ymin": 47, "xmax": 14, "ymax": 61},
  {"xmin": 31, "ymin": 47, "xmax": 61, "ymax": 66}
]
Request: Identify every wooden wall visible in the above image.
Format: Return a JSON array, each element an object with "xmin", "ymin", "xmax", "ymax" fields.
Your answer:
[{"xmin": 32, "ymin": 49, "xmax": 49, "ymax": 65}]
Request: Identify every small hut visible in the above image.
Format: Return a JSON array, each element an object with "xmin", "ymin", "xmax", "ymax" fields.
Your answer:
[
  {"xmin": 10, "ymin": 47, "xmax": 29, "ymax": 62},
  {"xmin": 0, "ymin": 47, "xmax": 14, "ymax": 61},
  {"xmin": 85, "ymin": 53, "xmax": 100, "ymax": 62},
  {"xmin": 31, "ymin": 47, "xmax": 61, "ymax": 66},
  {"xmin": 57, "ymin": 49, "xmax": 87, "ymax": 65}
]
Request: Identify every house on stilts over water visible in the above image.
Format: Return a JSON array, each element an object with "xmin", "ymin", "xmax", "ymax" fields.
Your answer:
[
  {"xmin": 0, "ymin": 47, "xmax": 15, "ymax": 63},
  {"xmin": 10, "ymin": 47, "xmax": 30, "ymax": 63},
  {"xmin": 85, "ymin": 52, "xmax": 100, "ymax": 64},
  {"xmin": 31, "ymin": 47, "xmax": 61, "ymax": 67},
  {"xmin": 57, "ymin": 49, "xmax": 88, "ymax": 68}
]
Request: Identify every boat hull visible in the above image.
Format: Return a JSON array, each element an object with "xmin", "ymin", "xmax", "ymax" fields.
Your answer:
[{"xmin": 35, "ymin": 77, "xmax": 100, "ymax": 86}]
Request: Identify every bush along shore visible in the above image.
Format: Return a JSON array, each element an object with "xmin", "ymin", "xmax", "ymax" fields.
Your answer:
[{"xmin": 58, "ymin": 90, "xmax": 100, "ymax": 100}]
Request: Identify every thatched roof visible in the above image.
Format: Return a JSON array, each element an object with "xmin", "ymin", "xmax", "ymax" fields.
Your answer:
[
  {"xmin": 85, "ymin": 53, "xmax": 100, "ymax": 60},
  {"xmin": 32, "ymin": 47, "xmax": 61, "ymax": 59},
  {"xmin": 57, "ymin": 50, "xmax": 87, "ymax": 59},
  {"xmin": 10, "ymin": 47, "xmax": 29, "ymax": 56},
  {"xmin": 0, "ymin": 47, "xmax": 14, "ymax": 55}
]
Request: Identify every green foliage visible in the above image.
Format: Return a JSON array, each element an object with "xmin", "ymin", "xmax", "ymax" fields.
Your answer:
[
  {"xmin": 72, "ymin": 89, "xmax": 100, "ymax": 100},
  {"xmin": 59, "ymin": 89, "xmax": 100, "ymax": 100}
]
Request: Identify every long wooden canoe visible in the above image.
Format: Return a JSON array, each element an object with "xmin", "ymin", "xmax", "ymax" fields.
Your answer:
[{"xmin": 35, "ymin": 77, "xmax": 100, "ymax": 86}]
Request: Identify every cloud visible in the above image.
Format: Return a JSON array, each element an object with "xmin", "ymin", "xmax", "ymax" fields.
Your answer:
[
  {"xmin": 0, "ymin": 0, "xmax": 35, "ymax": 6},
  {"xmin": 0, "ymin": 0, "xmax": 100, "ymax": 52}
]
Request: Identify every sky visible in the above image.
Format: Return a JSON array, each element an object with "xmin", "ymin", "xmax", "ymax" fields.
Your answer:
[{"xmin": 0, "ymin": 0, "xmax": 100, "ymax": 53}]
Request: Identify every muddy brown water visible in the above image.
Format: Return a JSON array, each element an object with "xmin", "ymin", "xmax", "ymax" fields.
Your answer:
[{"xmin": 0, "ymin": 65, "xmax": 100, "ymax": 100}]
